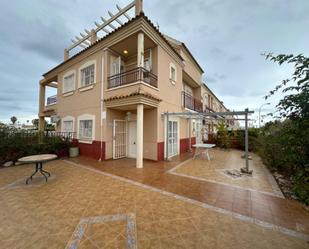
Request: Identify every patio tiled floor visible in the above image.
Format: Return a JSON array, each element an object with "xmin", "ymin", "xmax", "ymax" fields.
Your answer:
[
  {"xmin": 68, "ymin": 150, "xmax": 309, "ymax": 239},
  {"xmin": 1, "ymin": 159, "xmax": 308, "ymax": 248},
  {"xmin": 170, "ymin": 149, "xmax": 282, "ymax": 196}
]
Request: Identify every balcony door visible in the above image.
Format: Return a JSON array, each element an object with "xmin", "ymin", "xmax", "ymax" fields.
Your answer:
[
  {"xmin": 110, "ymin": 56, "xmax": 125, "ymax": 88},
  {"xmin": 168, "ymin": 120, "xmax": 179, "ymax": 157},
  {"xmin": 183, "ymin": 84, "xmax": 194, "ymax": 110},
  {"xmin": 111, "ymin": 56, "xmax": 121, "ymax": 75}
]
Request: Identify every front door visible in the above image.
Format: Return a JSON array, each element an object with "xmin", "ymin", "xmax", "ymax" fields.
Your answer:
[
  {"xmin": 168, "ymin": 120, "xmax": 178, "ymax": 157},
  {"xmin": 113, "ymin": 120, "xmax": 127, "ymax": 159},
  {"xmin": 128, "ymin": 121, "xmax": 137, "ymax": 158}
]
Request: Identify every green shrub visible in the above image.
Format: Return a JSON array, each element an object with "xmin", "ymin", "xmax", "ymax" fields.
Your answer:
[
  {"xmin": 235, "ymin": 128, "xmax": 261, "ymax": 152},
  {"xmin": 0, "ymin": 129, "xmax": 71, "ymax": 164},
  {"xmin": 292, "ymin": 166, "xmax": 309, "ymax": 205},
  {"xmin": 258, "ymin": 119, "xmax": 309, "ymax": 203},
  {"xmin": 215, "ymin": 122, "xmax": 230, "ymax": 148}
]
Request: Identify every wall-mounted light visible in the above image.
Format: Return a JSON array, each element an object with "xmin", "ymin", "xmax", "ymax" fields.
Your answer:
[{"xmin": 123, "ymin": 50, "xmax": 128, "ymax": 54}]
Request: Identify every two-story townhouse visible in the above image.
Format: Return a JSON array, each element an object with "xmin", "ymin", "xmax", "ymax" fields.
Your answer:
[{"xmin": 39, "ymin": 0, "xmax": 234, "ymax": 168}]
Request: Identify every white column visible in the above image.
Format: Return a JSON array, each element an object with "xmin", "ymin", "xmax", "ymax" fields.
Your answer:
[
  {"xmin": 38, "ymin": 82, "xmax": 46, "ymax": 132},
  {"xmin": 136, "ymin": 104, "xmax": 144, "ymax": 168},
  {"xmin": 137, "ymin": 32, "xmax": 144, "ymax": 68}
]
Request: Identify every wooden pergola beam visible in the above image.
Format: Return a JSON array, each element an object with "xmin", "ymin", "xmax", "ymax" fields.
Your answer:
[
  {"xmin": 47, "ymin": 82, "xmax": 58, "ymax": 88},
  {"xmin": 96, "ymin": 20, "xmax": 110, "ymax": 33},
  {"xmin": 108, "ymin": 11, "xmax": 123, "ymax": 25},
  {"xmin": 67, "ymin": 1, "xmax": 135, "ymax": 52},
  {"xmin": 116, "ymin": 4, "xmax": 131, "ymax": 20},
  {"xmin": 100, "ymin": 17, "xmax": 117, "ymax": 30}
]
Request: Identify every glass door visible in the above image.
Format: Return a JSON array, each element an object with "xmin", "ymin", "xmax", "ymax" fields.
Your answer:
[{"xmin": 168, "ymin": 120, "xmax": 178, "ymax": 157}]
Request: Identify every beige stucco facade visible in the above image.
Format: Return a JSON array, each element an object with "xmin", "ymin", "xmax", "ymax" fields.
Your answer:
[{"xmin": 39, "ymin": 5, "xmax": 236, "ymax": 167}]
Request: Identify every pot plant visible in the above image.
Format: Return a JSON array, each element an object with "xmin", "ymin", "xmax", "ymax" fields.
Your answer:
[{"xmin": 69, "ymin": 139, "xmax": 79, "ymax": 157}]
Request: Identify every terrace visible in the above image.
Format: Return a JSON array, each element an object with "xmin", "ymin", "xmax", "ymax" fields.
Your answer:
[{"xmin": 1, "ymin": 149, "xmax": 308, "ymax": 248}]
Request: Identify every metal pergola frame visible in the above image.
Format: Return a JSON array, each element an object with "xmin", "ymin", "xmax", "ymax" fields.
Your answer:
[{"xmin": 163, "ymin": 108, "xmax": 254, "ymax": 173}]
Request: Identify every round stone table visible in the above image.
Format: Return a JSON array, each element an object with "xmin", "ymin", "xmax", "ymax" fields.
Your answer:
[{"xmin": 18, "ymin": 154, "xmax": 57, "ymax": 184}]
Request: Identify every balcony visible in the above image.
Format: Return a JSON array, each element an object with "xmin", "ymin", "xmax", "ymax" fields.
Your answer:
[
  {"xmin": 44, "ymin": 95, "xmax": 57, "ymax": 116},
  {"xmin": 182, "ymin": 91, "xmax": 203, "ymax": 112},
  {"xmin": 107, "ymin": 67, "xmax": 157, "ymax": 89},
  {"xmin": 46, "ymin": 95, "xmax": 57, "ymax": 105}
]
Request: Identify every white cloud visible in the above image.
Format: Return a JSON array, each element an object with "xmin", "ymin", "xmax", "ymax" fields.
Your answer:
[{"xmin": 0, "ymin": 0, "xmax": 308, "ymax": 123}]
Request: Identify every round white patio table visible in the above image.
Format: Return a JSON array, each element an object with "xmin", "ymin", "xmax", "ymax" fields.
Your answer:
[
  {"xmin": 18, "ymin": 154, "xmax": 57, "ymax": 184},
  {"xmin": 192, "ymin": 144, "xmax": 216, "ymax": 160}
]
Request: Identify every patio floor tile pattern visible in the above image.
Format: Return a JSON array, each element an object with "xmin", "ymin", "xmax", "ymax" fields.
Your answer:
[
  {"xmin": 68, "ymin": 150, "xmax": 309, "ymax": 238},
  {"xmin": 0, "ymin": 160, "xmax": 308, "ymax": 248},
  {"xmin": 170, "ymin": 149, "xmax": 280, "ymax": 195}
]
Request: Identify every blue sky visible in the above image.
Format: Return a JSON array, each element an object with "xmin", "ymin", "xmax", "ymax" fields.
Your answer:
[{"xmin": 0, "ymin": 0, "xmax": 308, "ymax": 125}]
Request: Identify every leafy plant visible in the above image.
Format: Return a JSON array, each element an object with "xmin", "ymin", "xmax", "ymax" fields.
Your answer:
[
  {"xmin": 292, "ymin": 165, "xmax": 309, "ymax": 205},
  {"xmin": 0, "ymin": 129, "xmax": 71, "ymax": 164},
  {"xmin": 260, "ymin": 53, "xmax": 309, "ymax": 204},
  {"xmin": 263, "ymin": 53, "xmax": 309, "ymax": 119},
  {"xmin": 215, "ymin": 121, "xmax": 230, "ymax": 148}
]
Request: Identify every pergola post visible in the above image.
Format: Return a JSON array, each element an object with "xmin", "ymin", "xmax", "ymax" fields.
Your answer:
[
  {"xmin": 38, "ymin": 82, "xmax": 46, "ymax": 132},
  {"xmin": 241, "ymin": 108, "xmax": 252, "ymax": 174},
  {"xmin": 64, "ymin": 49, "xmax": 69, "ymax": 61},
  {"xmin": 90, "ymin": 29, "xmax": 97, "ymax": 44},
  {"xmin": 245, "ymin": 108, "xmax": 249, "ymax": 171},
  {"xmin": 135, "ymin": 0, "xmax": 143, "ymax": 16},
  {"xmin": 136, "ymin": 104, "xmax": 144, "ymax": 168},
  {"xmin": 38, "ymin": 81, "xmax": 46, "ymax": 143}
]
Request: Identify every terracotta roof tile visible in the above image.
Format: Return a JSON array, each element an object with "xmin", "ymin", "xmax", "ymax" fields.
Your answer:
[{"xmin": 104, "ymin": 88, "xmax": 161, "ymax": 102}]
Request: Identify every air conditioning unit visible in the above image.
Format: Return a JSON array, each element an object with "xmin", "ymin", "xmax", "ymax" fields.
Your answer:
[{"xmin": 51, "ymin": 115, "xmax": 60, "ymax": 123}]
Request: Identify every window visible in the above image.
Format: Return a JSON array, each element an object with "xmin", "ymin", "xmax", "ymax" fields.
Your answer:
[
  {"xmin": 169, "ymin": 63, "xmax": 177, "ymax": 83},
  {"xmin": 63, "ymin": 73, "xmax": 75, "ymax": 93},
  {"xmin": 63, "ymin": 120, "xmax": 73, "ymax": 132},
  {"xmin": 80, "ymin": 64, "xmax": 95, "ymax": 87},
  {"xmin": 79, "ymin": 120, "xmax": 93, "ymax": 140},
  {"xmin": 61, "ymin": 116, "xmax": 75, "ymax": 133}
]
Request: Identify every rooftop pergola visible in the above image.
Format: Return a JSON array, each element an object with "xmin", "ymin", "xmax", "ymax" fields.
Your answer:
[
  {"xmin": 65, "ymin": 0, "xmax": 143, "ymax": 59},
  {"xmin": 163, "ymin": 109, "xmax": 254, "ymax": 173}
]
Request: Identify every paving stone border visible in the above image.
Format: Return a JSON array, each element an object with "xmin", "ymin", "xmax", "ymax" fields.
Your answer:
[{"xmin": 66, "ymin": 213, "xmax": 137, "ymax": 249}]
